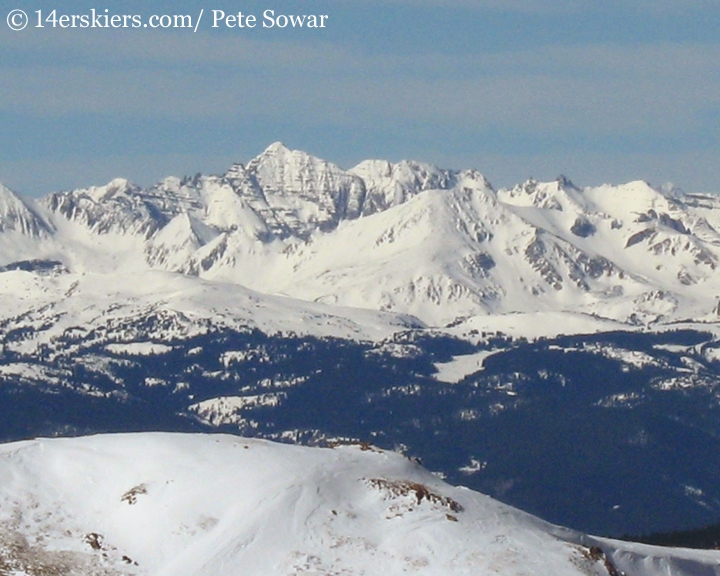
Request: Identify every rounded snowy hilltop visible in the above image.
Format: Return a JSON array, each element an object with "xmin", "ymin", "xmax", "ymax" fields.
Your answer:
[{"xmin": 0, "ymin": 432, "xmax": 717, "ymax": 575}]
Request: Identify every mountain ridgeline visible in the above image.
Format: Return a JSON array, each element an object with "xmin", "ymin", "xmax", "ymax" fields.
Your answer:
[{"xmin": 2, "ymin": 141, "xmax": 720, "ymax": 326}]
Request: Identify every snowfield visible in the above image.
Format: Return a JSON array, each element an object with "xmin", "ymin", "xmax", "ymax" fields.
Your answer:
[{"xmin": 0, "ymin": 433, "xmax": 718, "ymax": 576}]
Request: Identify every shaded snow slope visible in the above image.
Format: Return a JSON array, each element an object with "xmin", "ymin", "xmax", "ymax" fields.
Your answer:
[
  {"xmin": 0, "ymin": 270, "xmax": 420, "ymax": 357},
  {"xmin": 0, "ymin": 182, "xmax": 52, "ymax": 237},
  {"xmin": 1, "ymin": 433, "xmax": 718, "ymax": 576}
]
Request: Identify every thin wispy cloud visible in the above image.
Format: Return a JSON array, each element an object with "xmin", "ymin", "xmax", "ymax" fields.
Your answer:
[{"xmin": 2, "ymin": 28, "xmax": 718, "ymax": 136}]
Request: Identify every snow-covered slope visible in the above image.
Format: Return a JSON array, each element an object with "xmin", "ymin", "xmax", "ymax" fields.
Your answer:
[
  {"xmin": 0, "ymin": 269, "xmax": 420, "ymax": 359},
  {"xmin": 2, "ymin": 143, "xmax": 720, "ymax": 335},
  {"xmin": 0, "ymin": 182, "xmax": 52, "ymax": 238},
  {"xmin": 0, "ymin": 183, "xmax": 58, "ymax": 268},
  {"xmin": 0, "ymin": 432, "xmax": 717, "ymax": 576}
]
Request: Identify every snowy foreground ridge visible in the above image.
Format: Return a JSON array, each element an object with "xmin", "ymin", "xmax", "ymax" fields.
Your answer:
[{"xmin": 0, "ymin": 433, "xmax": 718, "ymax": 576}]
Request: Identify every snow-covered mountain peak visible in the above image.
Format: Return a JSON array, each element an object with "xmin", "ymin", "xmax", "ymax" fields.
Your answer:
[
  {"xmin": 556, "ymin": 174, "xmax": 578, "ymax": 190},
  {"xmin": 195, "ymin": 179, "xmax": 269, "ymax": 238},
  {"xmin": 0, "ymin": 181, "xmax": 52, "ymax": 237},
  {"xmin": 271, "ymin": 182, "xmax": 634, "ymax": 325},
  {"xmin": 0, "ymin": 181, "xmax": 19, "ymax": 202},
  {"xmin": 585, "ymin": 180, "xmax": 680, "ymax": 218},
  {"xmin": 145, "ymin": 212, "xmax": 221, "ymax": 272},
  {"xmin": 349, "ymin": 158, "xmax": 392, "ymax": 179},
  {"xmin": 498, "ymin": 176, "xmax": 587, "ymax": 213},
  {"xmin": 42, "ymin": 178, "xmax": 167, "ymax": 239},
  {"xmin": 389, "ymin": 160, "xmax": 456, "ymax": 190},
  {"xmin": 455, "ymin": 168, "xmax": 494, "ymax": 192},
  {"xmin": 260, "ymin": 140, "xmax": 292, "ymax": 156},
  {"xmin": 223, "ymin": 161, "xmax": 250, "ymax": 183},
  {"xmin": 248, "ymin": 141, "xmax": 321, "ymax": 177},
  {"xmin": 350, "ymin": 158, "xmax": 462, "ymax": 215},
  {"xmin": 71, "ymin": 177, "xmax": 141, "ymax": 203},
  {"xmin": 102, "ymin": 177, "xmax": 138, "ymax": 201},
  {"xmin": 350, "ymin": 158, "xmax": 456, "ymax": 192},
  {"xmin": 245, "ymin": 143, "xmax": 366, "ymax": 235},
  {"xmin": 248, "ymin": 142, "xmax": 356, "ymax": 190}
]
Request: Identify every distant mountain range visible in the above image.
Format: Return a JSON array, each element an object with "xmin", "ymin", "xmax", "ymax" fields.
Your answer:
[
  {"xmin": 2, "ymin": 144, "xmax": 720, "ymax": 537},
  {"xmin": 3, "ymin": 142, "xmax": 720, "ymax": 328}
]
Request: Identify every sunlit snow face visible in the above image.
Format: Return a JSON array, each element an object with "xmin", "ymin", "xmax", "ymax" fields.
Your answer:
[{"xmin": 0, "ymin": 432, "xmax": 715, "ymax": 576}]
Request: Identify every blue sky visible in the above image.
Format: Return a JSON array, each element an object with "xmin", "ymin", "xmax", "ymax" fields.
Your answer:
[{"xmin": 1, "ymin": 1, "xmax": 720, "ymax": 196}]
